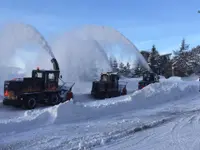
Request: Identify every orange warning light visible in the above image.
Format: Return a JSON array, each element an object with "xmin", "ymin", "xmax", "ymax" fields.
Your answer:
[{"xmin": 4, "ymin": 90, "xmax": 8, "ymax": 96}]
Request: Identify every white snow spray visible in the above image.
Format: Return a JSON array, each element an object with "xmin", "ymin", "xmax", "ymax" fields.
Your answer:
[
  {"xmin": 0, "ymin": 22, "xmax": 55, "ymax": 60},
  {"xmin": 51, "ymin": 33, "xmax": 111, "ymax": 82},
  {"xmin": 0, "ymin": 22, "xmax": 56, "ymax": 91},
  {"xmin": 0, "ymin": 23, "xmax": 151, "ymax": 84},
  {"xmin": 75, "ymin": 25, "xmax": 151, "ymax": 71},
  {"xmin": 51, "ymin": 25, "xmax": 151, "ymax": 82}
]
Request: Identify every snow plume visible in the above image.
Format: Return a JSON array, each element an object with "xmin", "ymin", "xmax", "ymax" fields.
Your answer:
[
  {"xmin": 64, "ymin": 25, "xmax": 151, "ymax": 71},
  {"xmin": 52, "ymin": 34, "xmax": 111, "ymax": 82},
  {"xmin": 0, "ymin": 22, "xmax": 55, "ymax": 88},
  {"xmin": 0, "ymin": 22, "xmax": 55, "ymax": 60},
  {"xmin": 52, "ymin": 25, "xmax": 151, "ymax": 82},
  {"xmin": 0, "ymin": 23, "xmax": 150, "ymax": 83}
]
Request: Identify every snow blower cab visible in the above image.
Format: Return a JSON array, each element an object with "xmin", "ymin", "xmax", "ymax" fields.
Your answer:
[
  {"xmin": 138, "ymin": 71, "xmax": 159, "ymax": 90},
  {"xmin": 91, "ymin": 72, "xmax": 127, "ymax": 99}
]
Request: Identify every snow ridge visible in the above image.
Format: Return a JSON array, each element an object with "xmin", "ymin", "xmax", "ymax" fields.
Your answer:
[{"xmin": 0, "ymin": 80, "xmax": 198, "ymax": 134}]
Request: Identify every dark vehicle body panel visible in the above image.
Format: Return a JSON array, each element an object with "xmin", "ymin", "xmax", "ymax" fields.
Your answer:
[{"xmin": 91, "ymin": 72, "xmax": 127, "ymax": 99}]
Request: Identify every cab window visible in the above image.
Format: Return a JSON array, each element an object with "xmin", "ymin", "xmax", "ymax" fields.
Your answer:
[
  {"xmin": 35, "ymin": 72, "xmax": 42, "ymax": 78},
  {"xmin": 101, "ymin": 74, "xmax": 108, "ymax": 81},
  {"xmin": 48, "ymin": 73, "xmax": 55, "ymax": 81}
]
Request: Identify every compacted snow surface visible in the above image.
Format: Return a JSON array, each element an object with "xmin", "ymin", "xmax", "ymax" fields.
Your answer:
[{"xmin": 0, "ymin": 77, "xmax": 200, "ymax": 150}]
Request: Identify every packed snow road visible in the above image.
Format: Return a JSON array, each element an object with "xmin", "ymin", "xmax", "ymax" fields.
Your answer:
[{"xmin": 0, "ymin": 77, "xmax": 200, "ymax": 150}]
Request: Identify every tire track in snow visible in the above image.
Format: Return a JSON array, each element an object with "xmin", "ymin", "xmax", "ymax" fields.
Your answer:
[
  {"xmin": 169, "ymin": 109, "xmax": 200, "ymax": 150},
  {"xmin": 191, "ymin": 136, "xmax": 200, "ymax": 150},
  {"xmin": 171, "ymin": 117, "xmax": 188, "ymax": 150},
  {"xmin": 1, "ymin": 117, "xmax": 174, "ymax": 150},
  {"xmin": 100, "ymin": 107, "xmax": 200, "ymax": 150},
  {"xmin": 59, "ymin": 117, "xmax": 174, "ymax": 150},
  {"xmin": 2, "ymin": 107, "xmax": 200, "ymax": 150},
  {"xmin": 113, "ymin": 133, "xmax": 153, "ymax": 150},
  {"xmin": 99, "ymin": 106, "xmax": 200, "ymax": 150}
]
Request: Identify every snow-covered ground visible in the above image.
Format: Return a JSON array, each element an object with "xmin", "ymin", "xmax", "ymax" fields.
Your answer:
[{"xmin": 0, "ymin": 76, "xmax": 200, "ymax": 150}]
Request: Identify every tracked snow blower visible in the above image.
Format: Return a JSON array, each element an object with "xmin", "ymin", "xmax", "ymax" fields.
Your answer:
[
  {"xmin": 91, "ymin": 72, "xmax": 127, "ymax": 99},
  {"xmin": 3, "ymin": 58, "xmax": 75, "ymax": 109}
]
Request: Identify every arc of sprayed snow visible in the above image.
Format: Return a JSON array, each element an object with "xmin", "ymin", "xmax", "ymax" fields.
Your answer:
[
  {"xmin": 90, "ymin": 39, "xmax": 112, "ymax": 70},
  {"xmin": 108, "ymin": 27, "xmax": 152, "ymax": 72},
  {"xmin": 0, "ymin": 22, "xmax": 55, "ymax": 59},
  {"xmin": 23, "ymin": 23, "xmax": 55, "ymax": 59},
  {"xmin": 80, "ymin": 25, "xmax": 152, "ymax": 72}
]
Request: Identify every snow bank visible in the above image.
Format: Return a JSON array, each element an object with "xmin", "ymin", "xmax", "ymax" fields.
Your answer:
[
  {"xmin": 159, "ymin": 75, "xmax": 166, "ymax": 79},
  {"xmin": 167, "ymin": 76, "xmax": 182, "ymax": 81},
  {"xmin": 0, "ymin": 79, "xmax": 199, "ymax": 135},
  {"xmin": 80, "ymin": 81, "xmax": 198, "ymax": 108},
  {"xmin": 182, "ymin": 74, "xmax": 199, "ymax": 81},
  {"xmin": 167, "ymin": 74, "xmax": 199, "ymax": 82},
  {"xmin": 36, "ymin": 80, "xmax": 199, "ymax": 126},
  {"xmin": 0, "ymin": 105, "xmax": 59, "ymax": 134}
]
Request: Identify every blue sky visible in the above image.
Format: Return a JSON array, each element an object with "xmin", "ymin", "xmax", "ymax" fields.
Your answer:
[{"xmin": 0, "ymin": 0, "xmax": 200, "ymax": 56}]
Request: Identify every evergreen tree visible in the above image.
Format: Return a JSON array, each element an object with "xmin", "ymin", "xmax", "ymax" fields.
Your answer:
[
  {"xmin": 187, "ymin": 45, "xmax": 200, "ymax": 74},
  {"xmin": 112, "ymin": 58, "xmax": 118, "ymax": 72},
  {"xmin": 173, "ymin": 38, "xmax": 189, "ymax": 56},
  {"xmin": 148, "ymin": 45, "xmax": 159, "ymax": 64},
  {"xmin": 133, "ymin": 64, "xmax": 142, "ymax": 77},
  {"xmin": 148, "ymin": 45, "xmax": 161, "ymax": 74},
  {"xmin": 126, "ymin": 62, "xmax": 130, "ymax": 70},
  {"xmin": 119, "ymin": 62, "xmax": 125, "ymax": 73},
  {"xmin": 172, "ymin": 38, "xmax": 190, "ymax": 76},
  {"xmin": 180, "ymin": 38, "xmax": 189, "ymax": 52},
  {"xmin": 124, "ymin": 62, "xmax": 131, "ymax": 76}
]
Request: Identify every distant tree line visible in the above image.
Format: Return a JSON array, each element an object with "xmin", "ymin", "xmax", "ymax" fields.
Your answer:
[{"xmin": 109, "ymin": 38, "xmax": 200, "ymax": 78}]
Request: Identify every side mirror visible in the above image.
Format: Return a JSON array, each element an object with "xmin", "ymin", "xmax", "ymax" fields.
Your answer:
[{"xmin": 60, "ymin": 75, "xmax": 62, "ymax": 79}]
